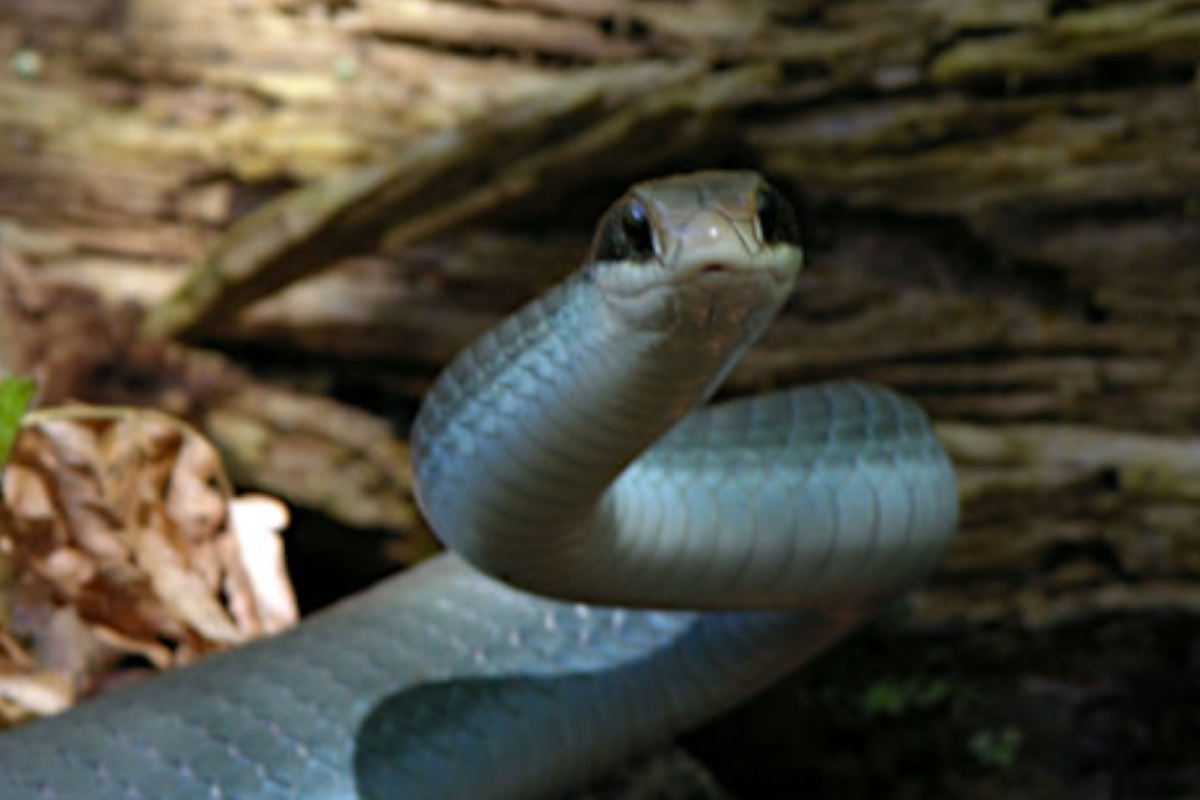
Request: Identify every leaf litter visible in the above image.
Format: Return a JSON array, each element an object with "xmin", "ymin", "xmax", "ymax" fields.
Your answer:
[{"xmin": 0, "ymin": 407, "xmax": 296, "ymax": 728}]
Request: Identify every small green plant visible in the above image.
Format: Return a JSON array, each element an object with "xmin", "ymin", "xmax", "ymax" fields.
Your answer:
[
  {"xmin": 861, "ymin": 680, "xmax": 907, "ymax": 716},
  {"xmin": 0, "ymin": 376, "xmax": 32, "ymax": 623},
  {"xmin": 968, "ymin": 726, "xmax": 1023, "ymax": 769},
  {"xmin": 861, "ymin": 678, "xmax": 951, "ymax": 717},
  {"xmin": 0, "ymin": 377, "xmax": 35, "ymax": 467}
]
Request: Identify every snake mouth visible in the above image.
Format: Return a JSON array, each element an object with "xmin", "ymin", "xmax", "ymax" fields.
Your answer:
[
  {"xmin": 694, "ymin": 261, "xmax": 760, "ymax": 278},
  {"xmin": 690, "ymin": 259, "xmax": 796, "ymax": 287}
]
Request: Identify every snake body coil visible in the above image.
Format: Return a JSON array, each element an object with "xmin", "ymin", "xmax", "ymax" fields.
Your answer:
[{"xmin": 0, "ymin": 172, "xmax": 958, "ymax": 799}]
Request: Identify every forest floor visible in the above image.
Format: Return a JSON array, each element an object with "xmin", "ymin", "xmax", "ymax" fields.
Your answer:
[{"xmin": 689, "ymin": 611, "xmax": 1200, "ymax": 800}]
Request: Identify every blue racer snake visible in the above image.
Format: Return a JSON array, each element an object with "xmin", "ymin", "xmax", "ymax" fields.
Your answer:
[{"xmin": 0, "ymin": 171, "xmax": 959, "ymax": 799}]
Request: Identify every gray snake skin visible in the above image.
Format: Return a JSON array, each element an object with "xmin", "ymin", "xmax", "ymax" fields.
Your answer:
[{"xmin": 0, "ymin": 171, "xmax": 958, "ymax": 799}]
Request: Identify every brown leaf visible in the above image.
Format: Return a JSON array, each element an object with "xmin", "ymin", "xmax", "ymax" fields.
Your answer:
[
  {"xmin": 0, "ymin": 407, "xmax": 296, "ymax": 721},
  {"xmin": 0, "ymin": 668, "xmax": 74, "ymax": 722}
]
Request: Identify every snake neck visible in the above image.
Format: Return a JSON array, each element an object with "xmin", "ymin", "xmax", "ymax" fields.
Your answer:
[
  {"xmin": 411, "ymin": 272, "xmax": 764, "ymax": 586},
  {"xmin": 410, "ymin": 163, "xmax": 956, "ymax": 611}
]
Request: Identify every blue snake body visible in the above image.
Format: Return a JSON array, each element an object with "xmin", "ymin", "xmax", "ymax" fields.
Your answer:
[{"xmin": 0, "ymin": 172, "xmax": 958, "ymax": 799}]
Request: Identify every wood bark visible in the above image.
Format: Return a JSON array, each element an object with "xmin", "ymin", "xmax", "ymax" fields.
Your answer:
[{"xmin": 1, "ymin": 3, "xmax": 1199, "ymax": 783}]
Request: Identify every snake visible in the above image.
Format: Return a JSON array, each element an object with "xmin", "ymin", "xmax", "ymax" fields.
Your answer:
[{"xmin": 0, "ymin": 171, "xmax": 958, "ymax": 799}]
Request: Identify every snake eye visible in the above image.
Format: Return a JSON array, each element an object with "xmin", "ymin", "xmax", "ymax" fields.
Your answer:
[
  {"xmin": 592, "ymin": 198, "xmax": 657, "ymax": 263},
  {"xmin": 621, "ymin": 201, "xmax": 655, "ymax": 259},
  {"xmin": 757, "ymin": 184, "xmax": 800, "ymax": 247}
]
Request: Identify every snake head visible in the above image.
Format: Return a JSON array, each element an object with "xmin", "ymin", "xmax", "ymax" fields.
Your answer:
[{"xmin": 588, "ymin": 171, "xmax": 804, "ymax": 341}]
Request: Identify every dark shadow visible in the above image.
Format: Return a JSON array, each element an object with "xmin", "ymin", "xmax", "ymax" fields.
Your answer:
[
  {"xmin": 356, "ymin": 676, "xmax": 730, "ymax": 800},
  {"xmin": 354, "ymin": 676, "xmax": 569, "ymax": 799}
]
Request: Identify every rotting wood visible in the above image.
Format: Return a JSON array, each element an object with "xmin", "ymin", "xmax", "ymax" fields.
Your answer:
[{"xmin": 140, "ymin": 60, "xmax": 775, "ymax": 339}]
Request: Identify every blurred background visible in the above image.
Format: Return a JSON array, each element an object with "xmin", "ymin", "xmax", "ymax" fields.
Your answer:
[{"xmin": 0, "ymin": 1, "xmax": 1198, "ymax": 797}]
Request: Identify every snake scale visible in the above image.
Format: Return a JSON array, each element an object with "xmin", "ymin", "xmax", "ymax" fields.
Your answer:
[{"xmin": 0, "ymin": 171, "xmax": 958, "ymax": 799}]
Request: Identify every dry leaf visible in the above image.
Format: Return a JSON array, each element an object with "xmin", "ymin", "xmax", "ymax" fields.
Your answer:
[
  {"xmin": 230, "ymin": 494, "xmax": 297, "ymax": 635},
  {"xmin": 0, "ymin": 668, "xmax": 74, "ymax": 720},
  {"xmin": 0, "ymin": 628, "xmax": 76, "ymax": 728},
  {"xmin": 0, "ymin": 406, "xmax": 297, "ymax": 724}
]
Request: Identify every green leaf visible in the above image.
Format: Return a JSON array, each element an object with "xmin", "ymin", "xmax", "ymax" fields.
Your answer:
[
  {"xmin": 861, "ymin": 678, "xmax": 953, "ymax": 718},
  {"xmin": 0, "ymin": 377, "xmax": 35, "ymax": 466},
  {"xmin": 861, "ymin": 681, "xmax": 908, "ymax": 717},
  {"xmin": 968, "ymin": 726, "xmax": 1023, "ymax": 769}
]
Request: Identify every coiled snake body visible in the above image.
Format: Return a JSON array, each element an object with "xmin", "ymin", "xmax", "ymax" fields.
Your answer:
[{"xmin": 0, "ymin": 172, "xmax": 958, "ymax": 799}]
